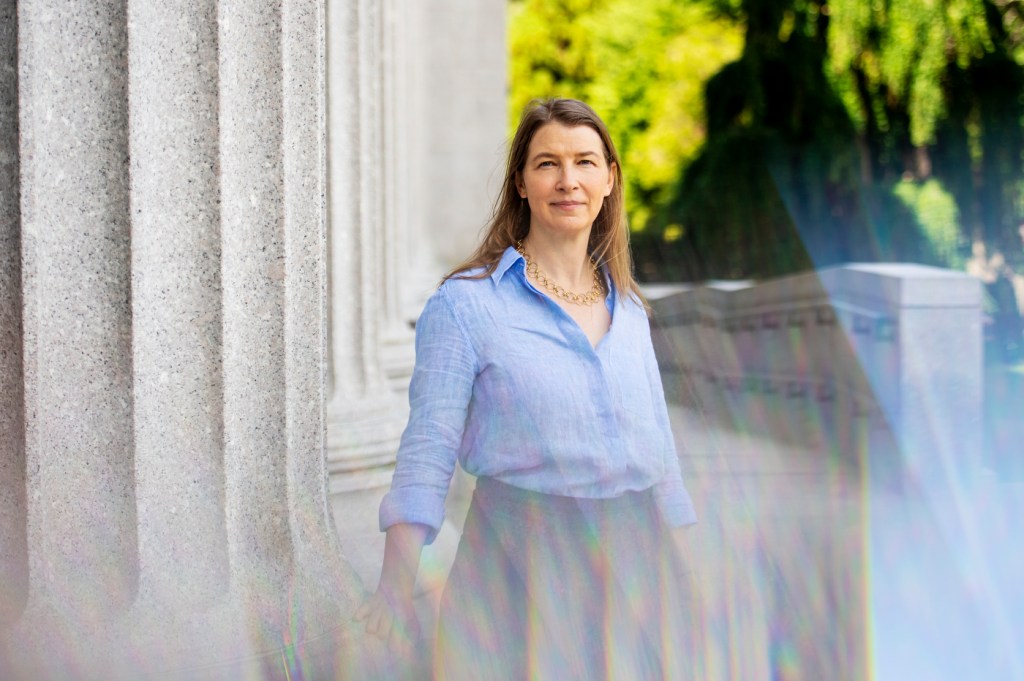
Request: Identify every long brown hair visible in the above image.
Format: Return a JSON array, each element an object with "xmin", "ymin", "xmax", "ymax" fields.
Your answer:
[{"xmin": 443, "ymin": 98, "xmax": 645, "ymax": 306}]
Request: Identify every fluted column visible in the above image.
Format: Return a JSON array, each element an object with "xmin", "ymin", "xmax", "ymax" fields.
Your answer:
[
  {"xmin": 378, "ymin": 0, "xmax": 431, "ymax": 391},
  {"xmin": 219, "ymin": 0, "xmax": 295, "ymax": 641},
  {"xmin": 0, "ymin": 0, "xmax": 27, "ymax": 633},
  {"xmin": 325, "ymin": 0, "xmax": 409, "ymax": 494},
  {"xmin": 280, "ymin": 0, "xmax": 364, "ymax": 639},
  {"xmin": 324, "ymin": 0, "xmax": 506, "ymax": 496},
  {"xmin": 2, "ymin": 0, "xmax": 367, "ymax": 677},
  {"xmin": 127, "ymin": 0, "xmax": 228, "ymax": 612},
  {"xmin": 18, "ymin": 0, "xmax": 138, "ymax": 621}
]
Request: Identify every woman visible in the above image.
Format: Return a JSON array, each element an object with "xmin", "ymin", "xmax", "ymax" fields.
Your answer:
[{"xmin": 357, "ymin": 98, "xmax": 697, "ymax": 680}]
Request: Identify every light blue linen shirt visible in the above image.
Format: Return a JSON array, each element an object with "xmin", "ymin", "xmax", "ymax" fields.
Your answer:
[{"xmin": 379, "ymin": 246, "xmax": 697, "ymax": 544}]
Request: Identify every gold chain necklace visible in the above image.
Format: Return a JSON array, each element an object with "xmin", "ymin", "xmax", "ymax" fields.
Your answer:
[{"xmin": 515, "ymin": 241, "xmax": 604, "ymax": 306}]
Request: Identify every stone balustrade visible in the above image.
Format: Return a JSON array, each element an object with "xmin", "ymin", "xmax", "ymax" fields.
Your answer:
[
  {"xmin": 648, "ymin": 265, "xmax": 982, "ymax": 680},
  {"xmin": 650, "ymin": 264, "xmax": 984, "ymax": 484}
]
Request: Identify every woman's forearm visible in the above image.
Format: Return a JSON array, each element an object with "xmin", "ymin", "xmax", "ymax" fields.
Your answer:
[
  {"xmin": 357, "ymin": 522, "xmax": 430, "ymax": 649},
  {"xmin": 377, "ymin": 522, "xmax": 430, "ymax": 600}
]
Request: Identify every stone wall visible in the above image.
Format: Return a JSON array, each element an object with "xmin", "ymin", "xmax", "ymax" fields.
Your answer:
[{"xmin": 650, "ymin": 263, "xmax": 984, "ymax": 484}]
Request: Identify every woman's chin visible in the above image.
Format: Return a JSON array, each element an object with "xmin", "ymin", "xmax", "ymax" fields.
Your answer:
[{"xmin": 530, "ymin": 219, "xmax": 594, "ymax": 239}]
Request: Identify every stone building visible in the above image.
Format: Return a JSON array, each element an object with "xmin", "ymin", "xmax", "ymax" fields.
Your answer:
[{"xmin": 0, "ymin": 0, "xmax": 505, "ymax": 678}]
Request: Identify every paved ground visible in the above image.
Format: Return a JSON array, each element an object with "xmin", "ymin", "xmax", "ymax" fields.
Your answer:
[{"xmin": 333, "ymin": 403, "xmax": 1024, "ymax": 680}]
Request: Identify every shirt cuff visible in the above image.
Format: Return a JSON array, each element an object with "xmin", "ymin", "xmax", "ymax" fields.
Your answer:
[
  {"xmin": 379, "ymin": 486, "xmax": 446, "ymax": 545},
  {"xmin": 654, "ymin": 480, "xmax": 698, "ymax": 528}
]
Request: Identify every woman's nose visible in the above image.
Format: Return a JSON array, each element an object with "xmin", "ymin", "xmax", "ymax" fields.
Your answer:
[{"xmin": 557, "ymin": 167, "xmax": 578, "ymax": 189}]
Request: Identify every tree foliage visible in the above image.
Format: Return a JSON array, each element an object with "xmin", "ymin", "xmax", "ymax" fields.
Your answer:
[
  {"xmin": 828, "ymin": 0, "xmax": 992, "ymax": 146},
  {"xmin": 508, "ymin": 0, "xmax": 743, "ymax": 230},
  {"xmin": 509, "ymin": 0, "xmax": 1024, "ymax": 281},
  {"xmin": 663, "ymin": 0, "xmax": 1024, "ymax": 280}
]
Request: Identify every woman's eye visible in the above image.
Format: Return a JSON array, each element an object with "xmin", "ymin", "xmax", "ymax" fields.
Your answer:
[
  {"xmin": 579, "ymin": 159, "xmax": 596, "ymax": 166},
  {"xmin": 538, "ymin": 161, "xmax": 555, "ymax": 168}
]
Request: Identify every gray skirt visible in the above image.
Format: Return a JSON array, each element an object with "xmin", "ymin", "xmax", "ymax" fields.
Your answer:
[{"xmin": 435, "ymin": 477, "xmax": 695, "ymax": 681}]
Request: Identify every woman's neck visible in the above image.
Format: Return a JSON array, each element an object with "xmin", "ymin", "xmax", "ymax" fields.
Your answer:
[{"xmin": 521, "ymin": 230, "xmax": 593, "ymax": 291}]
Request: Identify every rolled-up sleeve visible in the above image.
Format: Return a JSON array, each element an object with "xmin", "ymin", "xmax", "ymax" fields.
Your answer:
[
  {"xmin": 379, "ymin": 285, "xmax": 478, "ymax": 544},
  {"xmin": 643, "ymin": 326, "xmax": 697, "ymax": 528}
]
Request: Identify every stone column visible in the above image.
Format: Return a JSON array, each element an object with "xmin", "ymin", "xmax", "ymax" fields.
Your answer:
[
  {"xmin": 218, "ymin": 0, "xmax": 298, "ymax": 642},
  {"xmin": 378, "ymin": 0, "xmax": 425, "ymax": 391},
  {"xmin": 215, "ymin": 0, "xmax": 365, "ymax": 661},
  {"xmin": 17, "ymin": 0, "xmax": 138, "ymax": 624},
  {"xmin": 2, "ymin": 0, "xmax": 368, "ymax": 677},
  {"xmin": 127, "ymin": 0, "xmax": 228, "ymax": 612},
  {"xmin": 324, "ymin": 0, "xmax": 507, "ymax": 495},
  {"xmin": 280, "ymin": 0, "xmax": 364, "ymax": 634},
  {"xmin": 0, "ymin": 0, "xmax": 27, "ymax": 633},
  {"xmin": 325, "ymin": 0, "xmax": 409, "ymax": 495}
]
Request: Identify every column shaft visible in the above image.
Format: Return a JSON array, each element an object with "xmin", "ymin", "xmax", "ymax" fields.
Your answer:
[
  {"xmin": 127, "ymin": 0, "xmax": 228, "ymax": 608},
  {"xmin": 0, "ymin": 0, "xmax": 27, "ymax": 629},
  {"xmin": 325, "ymin": 0, "xmax": 408, "ymax": 494},
  {"xmin": 356, "ymin": 0, "xmax": 384, "ymax": 390},
  {"xmin": 378, "ymin": 0, "xmax": 419, "ymax": 391},
  {"xmin": 18, "ymin": 0, "xmax": 137, "ymax": 615},
  {"xmin": 281, "ymin": 0, "xmax": 363, "ymax": 625},
  {"xmin": 219, "ymin": 0, "xmax": 293, "ymax": 640},
  {"xmin": 283, "ymin": 0, "xmax": 328, "ymax": 483},
  {"xmin": 326, "ymin": 0, "xmax": 374, "ymax": 397}
]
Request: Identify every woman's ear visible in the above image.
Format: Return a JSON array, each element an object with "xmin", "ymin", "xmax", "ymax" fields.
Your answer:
[
  {"xmin": 516, "ymin": 173, "xmax": 526, "ymax": 198},
  {"xmin": 604, "ymin": 162, "xmax": 617, "ymax": 197}
]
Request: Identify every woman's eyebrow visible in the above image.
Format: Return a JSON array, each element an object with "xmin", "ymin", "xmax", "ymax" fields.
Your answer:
[{"xmin": 529, "ymin": 150, "xmax": 602, "ymax": 161}]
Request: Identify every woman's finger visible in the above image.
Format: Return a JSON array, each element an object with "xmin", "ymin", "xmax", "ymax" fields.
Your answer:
[
  {"xmin": 365, "ymin": 600, "xmax": 385, "ymax": 638},
  {"xmin": 371, "ymin": 604, "xmax": 394, "ymax": 640},
  {"xmin": 388, "ymin": 608, "xmax": 419, "ymax": 656},
  {"xmin": 376, "ymin": 606, "xmax": 391, "ymax": 639},
  {"xmin": 388, "ymin": 621, "xmax": 414, "ymax": 657},
  {"xmin": 354, "ymin": 598, "xmax": 371, "ymax": 622}
]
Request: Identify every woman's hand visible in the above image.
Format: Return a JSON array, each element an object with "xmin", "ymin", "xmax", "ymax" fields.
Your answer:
[
  {"xmin": 355, "ymin": 523, "xmax": 430, "ymax": 654},
  {"xmin": 669, "ymin": 525, "xmax": 692, "ymax": 561},
  {"xmin": 668, "ymin": 525, "xmax": 700, "ymax": 601},
  {"xmin": 355, "ymin": 587, "xmax": 421, "ymax": 655}
]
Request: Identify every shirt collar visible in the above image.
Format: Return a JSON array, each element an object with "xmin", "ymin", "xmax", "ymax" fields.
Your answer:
[
  {"xmin": 491, "ymin": 245, "xmax": 619, "ymax": 308},
  {"xmin": 490, "ymin": 245, "xmax": 524, "ymax": 284}
]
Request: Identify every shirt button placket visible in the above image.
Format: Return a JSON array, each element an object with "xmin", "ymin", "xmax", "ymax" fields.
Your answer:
[{"xmin": 593, "ymin": 359, "xmax": 624, "ymax": 478}]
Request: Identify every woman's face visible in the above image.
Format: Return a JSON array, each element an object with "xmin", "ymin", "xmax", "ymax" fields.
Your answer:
[{"xmin": 517, "ymin": 122, "xmax": 615, "ymax": 242}]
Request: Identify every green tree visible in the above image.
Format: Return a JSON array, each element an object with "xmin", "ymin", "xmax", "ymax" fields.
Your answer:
[
  {"xmin": 654, "ymin": 0, "xmax": 1023, "ymax": 280},
  {"xmin": 653, "ymin": 0, "xmax": 869, "ymax": 279},
  {"xmin": 508, "ymin": 0, "xmax": 743, "ymax": 231},
  {"xmin": 825, "ymin": 0, "xmax": 1024, "ymax": 251},
  {"xmin": 509, "ymin": 0, "xmax": 1024, "ymax": 281}
]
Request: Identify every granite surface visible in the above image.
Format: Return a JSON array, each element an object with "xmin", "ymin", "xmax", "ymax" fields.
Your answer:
[
  {"xmin": 0, "ymin": 0, "xmax": 27, "ymax": 632},
  {"xmin": 281, "ymin": 0, "xmax": 367, "ymax": 649},
  {"xmin": 17, "ymin": 0, "xmax": 139, "ymax": 629},
  {"xmin": 2, "ymin": 0, "xmax": 508, "ymax": 676},
  {"xmin": 219, "ymin": 0, "xmax": 295, "ymax": 652},
  {"xmin": 1, "ymin": 0, "xmax": 370, "ymax": 677},
  {"xmin": 128, "ymin": 0, "xmax": 229, "ymax": 614}
]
